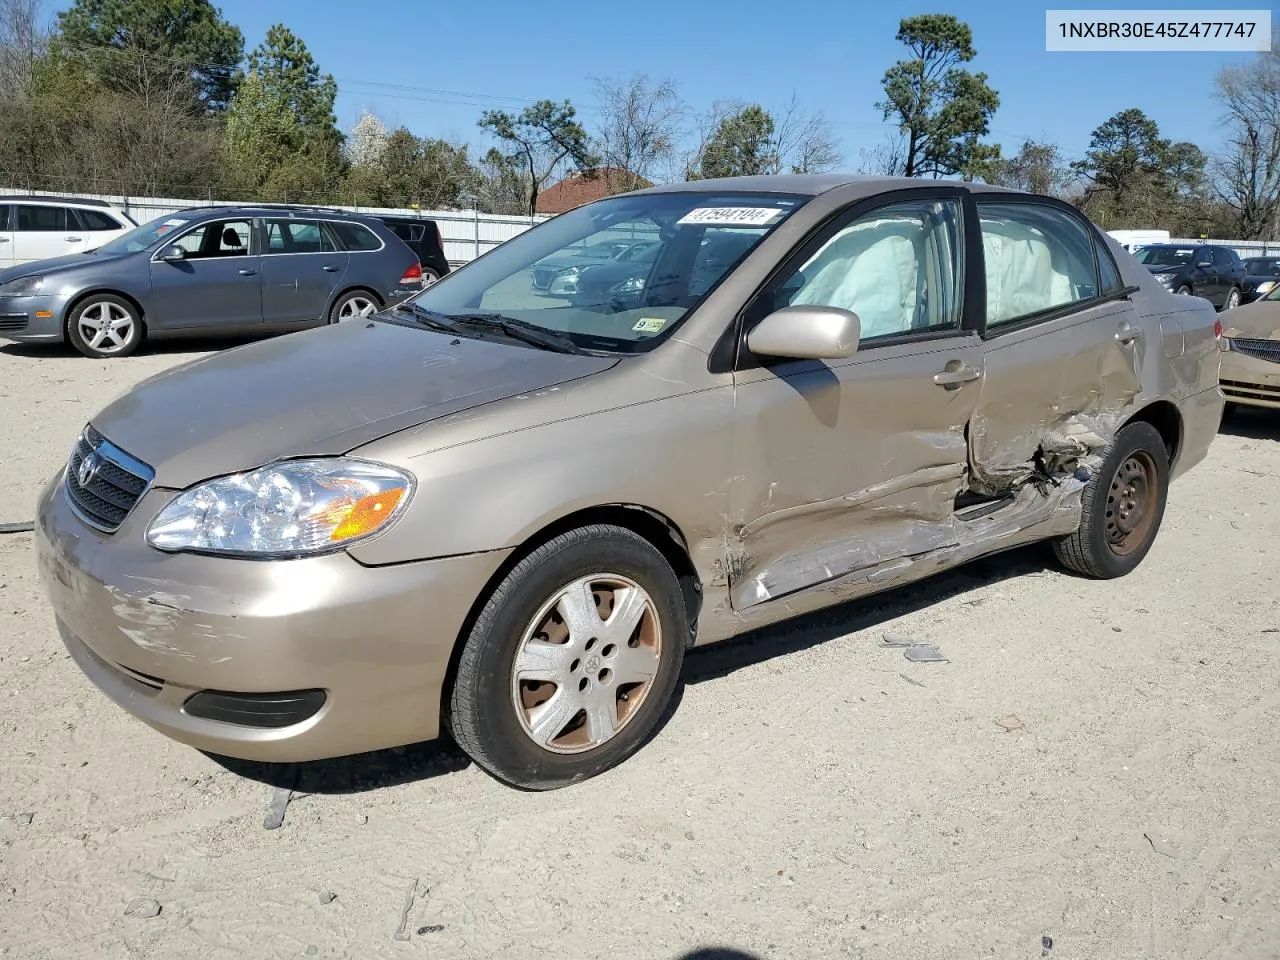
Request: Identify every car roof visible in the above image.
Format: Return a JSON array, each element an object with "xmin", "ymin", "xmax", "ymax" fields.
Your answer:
[
  {"xmin": 1, "ymin": 194, "xmax": 117, "ymax": 208},
  {"xmin": 628, "ymin": 173, "xmax": 1038, "ymax": 199},
  {"xmin": 172, "ymin": 204, "xmax": 383, "ymax": 224}
]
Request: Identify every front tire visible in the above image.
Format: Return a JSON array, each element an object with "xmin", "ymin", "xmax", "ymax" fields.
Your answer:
[
  {"xmin": 1175, "ymin": 284, "xmax": 1192, "ymax": 296},
  {"xmin": 1223, "ymin": 286, "xmax": 1241, "ymax": 311},
  {"xmin": 447, "ymin": 525, "xmax": 688, "ymax": 790},
  {"xmin": 67, "ymin": 294, "xmax": 142, "ymax": 359},
  {"xmin": 1052, "ymin": 421, "xmax": 1170, "ymax": 579}
]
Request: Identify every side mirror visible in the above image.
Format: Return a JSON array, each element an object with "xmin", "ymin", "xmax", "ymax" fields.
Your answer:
[
  {"xmin": 747, "ymin": 305, "xmax": 861, "ymax": 361},
  {"xmin": 158, "ymin": 244, "xmax": 186, "ymax": 262}
]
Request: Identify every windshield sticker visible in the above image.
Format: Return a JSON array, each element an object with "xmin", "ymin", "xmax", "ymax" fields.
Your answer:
[
  {"xmin": 633, "ymin": 317, "xmax": 668, "ymax": 333},
  {"xmin": 677, "ymin": 207, "xmax": 783, "ymax": 227},
  {"xmin": 162, "ymin": 218, "xmax": 188, "ymax": 227}
]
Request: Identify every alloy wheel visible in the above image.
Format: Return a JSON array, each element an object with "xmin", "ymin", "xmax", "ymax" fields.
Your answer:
[{"xmin": 77, "ymin": 302, "xmax": 135, "ymax": 354}]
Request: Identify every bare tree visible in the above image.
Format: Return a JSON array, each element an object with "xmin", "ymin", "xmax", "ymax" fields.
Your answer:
[
  {"xmin": 592, "ymin": 73, "xmax": 685, "ymax": 192},
  {"xmin": 771, "ymin": 94, "xmax": 841, "ymax": 173},
  {"xmin": 1212, "ymin": 32, "xmax": 1280, "ymax": 240},
  {"xmin": 0, "ymin": 0, "xmax": 48, "ymax": 99},
  {"xmin": 855, "ymin": 134, "xmax": 908, "ymax": 176}
]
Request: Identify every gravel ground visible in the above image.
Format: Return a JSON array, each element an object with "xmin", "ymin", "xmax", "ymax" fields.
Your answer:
[{"xmin": 1, "ymin": 337, "xmax": 1279, "ymax": 960}]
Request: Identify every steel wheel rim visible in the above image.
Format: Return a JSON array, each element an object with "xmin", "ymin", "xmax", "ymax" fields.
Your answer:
[
  {"xmin": 338, "ymin": 296, "xmax": 376, "ymax": 321},
  {"xmin": 510, "ymin": 573, "xmax": 662, "ymax": 755},
  {"xmin": 1105, "ymin": 450, "xmax": 1159, "ymax": 556},
  {"xmin": 78, "ymin": 302, "xmax": 134, "ymax": 354}
]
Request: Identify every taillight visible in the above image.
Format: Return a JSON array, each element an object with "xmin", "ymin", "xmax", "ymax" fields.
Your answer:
[{"xmin": 400, "ymin": 262, "xmax": 423, "ymax": 285}]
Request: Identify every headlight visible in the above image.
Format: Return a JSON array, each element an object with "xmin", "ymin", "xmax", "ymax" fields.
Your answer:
[
  {"xmin": 146, "ymin": 458, "xmax": 414, "ymax": 557},
  {"xmin": 0, "ymin": 276, "xmax": 43, "ymax": 297},
  {"xmin": 1153, "ymin": 272, "xmax": 1176, "ymax": 285},
  {"xmin": 610, "ymin": 276, "xmax": 645, "ymax": 295},
  {"xmin": 1256, "ymin": 281, "xmax": 1276, "ymax": 296}
]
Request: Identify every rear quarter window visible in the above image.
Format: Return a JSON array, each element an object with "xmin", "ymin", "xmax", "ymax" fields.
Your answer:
[
  {"xmin": 78, "ymin": 209, "xmax": 125, "ymax": 231},
  {"xmin": 329, "ymin": 220, "xmax": 383, "ymax": 252}
]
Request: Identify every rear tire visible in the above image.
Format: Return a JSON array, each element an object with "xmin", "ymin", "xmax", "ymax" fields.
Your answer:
[
  {"xmin": 1052, "ymin": 421, "xmax": 1170, "ymax": 579},
  {"xmin": 328, "ymin": 290, "xmax": 380, "ymax": 324},
  {"xmin": 67, "ymin": 294, "xmax": 142, "ymax": 359},
  {"xmin": 421, "ymin": 268, "xmax": 441, "ymax": 288},
  {"xmin": 1175, "ymin": 284, "xmax": 1192, "ymax": 296},
  {"xmin": 447, "ymin": 525, "xmax": 688, "ymax": 790}
]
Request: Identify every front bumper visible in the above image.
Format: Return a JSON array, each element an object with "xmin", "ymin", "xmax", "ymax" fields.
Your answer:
[
  {"xmin": 1221, "ymin": 344, "xmax": 1280, "ymax": 409},
  {"xmin": 36, "ymin": 469, "xmax": 510, "ymax": 762},
  {"xmin": 0, "ymin": 293, "xmax": 72, "ymax": 341}
]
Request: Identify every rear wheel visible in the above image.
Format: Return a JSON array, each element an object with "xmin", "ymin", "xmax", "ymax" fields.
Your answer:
[
  {"xmin": 1175, "ymin": 284, "xmax": 1193, "ymax": 296},
  {"xmin": 1052, "ymin": 421, "xmax": 1170, "ymax": 579},
  {"xmin": 421, "ymin": 268, "xmax": 441, "ymax": 288},
  {"xmin": 329, "ymin": 290, "xmax": 379, "ymax": 324},
  {"xmin": 447, "ymin": 525, "xmax": 688, "ymax": 790},
  {"xmin": 67, "ymin": 294, "xmax": 142, "ymax": 359}
]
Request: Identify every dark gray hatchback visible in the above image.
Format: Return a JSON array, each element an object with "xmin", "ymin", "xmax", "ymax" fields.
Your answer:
[{"xmin": 0, "ymin": 204, "xmax": 424, "ymax": 358}]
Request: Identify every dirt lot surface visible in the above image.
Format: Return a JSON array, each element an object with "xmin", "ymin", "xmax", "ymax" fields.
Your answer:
[{"xmin": 2, "ymin": 338, "xmax": 1279, "ymax": 960}]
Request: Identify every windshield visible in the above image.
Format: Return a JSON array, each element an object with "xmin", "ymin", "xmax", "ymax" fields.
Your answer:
[
  {"xmin": 1134, "ymin": 246, "xmax": 1196, "ymax": 267},
  {"xmin": 403, "ymin": 191, "xmax": 808, "ymax": 353},
  {"xmin": 94, "ymin": 215, "xmax": 198, "ymax": 255},
  {"xmin": 1244, "ymin": 258, "xmax": 1280, "ymax": 277}
]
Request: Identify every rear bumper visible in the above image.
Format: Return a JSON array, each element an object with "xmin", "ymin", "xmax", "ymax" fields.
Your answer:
[
  {"xmin": 36, "ymin": 469, "xmax": 510, "ymax": 762},
  {"xmin": 1220, "ymin": 350, "xmax": 1280, "ymax": 409}
]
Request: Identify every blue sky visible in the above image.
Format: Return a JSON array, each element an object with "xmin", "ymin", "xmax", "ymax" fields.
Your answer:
[{"xmin": 214, "ymin": 0, "xmax": 1263, "ymax": 169}]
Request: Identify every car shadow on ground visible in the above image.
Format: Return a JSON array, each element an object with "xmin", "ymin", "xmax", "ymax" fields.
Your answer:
[
  {"xmin": 210, "ymin": 545, "xmax": 1052, "ymax": 795},
  {"xmin": 1219, "ymin": 405, "xmax": 1280, "ymax": 442},
  {"xmin": 678, "ymin": 950, "xmax": 763, "ymax": 960},
  {"xmin": 0, "ymin": 334, "xmax": 273, "ymax": 360}
]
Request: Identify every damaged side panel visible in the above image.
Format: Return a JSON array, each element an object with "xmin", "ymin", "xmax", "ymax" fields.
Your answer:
[
  {"xmin": 726, "ymin": 339, "xmax": 984, "ymax": 611},
  {"xmin": 967, "ymin": 299, "xmax": 1140, "ymax": 494}
]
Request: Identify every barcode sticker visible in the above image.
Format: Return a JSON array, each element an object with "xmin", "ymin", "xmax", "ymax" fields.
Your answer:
[{"xmin": 677, "ymin": 207, "xmax": 782, "ymax": 227}]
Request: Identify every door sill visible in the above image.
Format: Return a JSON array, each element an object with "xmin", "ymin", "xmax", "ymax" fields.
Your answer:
[{"xmin": 954, "ymin": 492, "xmax": 1016, "ymax": 522}]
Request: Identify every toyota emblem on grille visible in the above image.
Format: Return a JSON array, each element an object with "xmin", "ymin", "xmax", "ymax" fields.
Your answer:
[{"xmin": 77, "ymin": 451, "xmax": 101, "ymax": 487}]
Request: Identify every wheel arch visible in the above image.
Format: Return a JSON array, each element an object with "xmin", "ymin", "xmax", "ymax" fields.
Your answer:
[
  {"xmin": 1122, "ymin": 399, "xmax": 1182, "ymax": 465},
  {"xmin": 440, "ymin": 503, "xmax": 704, "ymax": 722},
  {"xmin": 63, "ymin": 288, "xmax": 148, "ymax": 335}
]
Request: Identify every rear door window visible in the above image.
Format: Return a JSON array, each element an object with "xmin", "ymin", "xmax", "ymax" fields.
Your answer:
[
  {"xmin": 977, "ymin": 201, "xmax": 1100, "ymax": 329},
  {"xmin": 0, "ymin": 206, "xmax": 9, "ymax": 230},
  {"xmin": 15, "ymin": 205, "xmax": 67, "ymax": 231},
  {"xmin": 264, "ymin": 218, "xmax": 337, "ymax": 254}
]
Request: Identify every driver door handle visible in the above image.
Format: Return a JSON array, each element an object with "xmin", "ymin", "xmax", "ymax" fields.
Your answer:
[
  {"xmin": 322, "ymin": 265, "xmax": 340, "ymax": 272},
  {"xmin": 238, "ymin": 268, "xmax": 257, "ymax": 277},
  {"xmin": 1115, "ymin": 323, "xmax": 1143, "ymax": 345},
  {"xmin": 64, "ymin": 236, "xmax": 82, "ymax": 242},
  {"xmin": 933, "ymin": 365, "xmax": 981, "ymax": 387}
]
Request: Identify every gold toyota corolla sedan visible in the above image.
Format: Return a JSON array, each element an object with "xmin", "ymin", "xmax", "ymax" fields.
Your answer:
[
  {"xmin": 1221, "ymin": 284, "xmax": 1280, "ymax": 410},
  {"xmin": 36, "ymin": 176, "xmax": 1224, "ymax": 790}
]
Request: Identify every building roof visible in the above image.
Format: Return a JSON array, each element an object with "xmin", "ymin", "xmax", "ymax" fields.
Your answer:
[{"xmin": 535, "ymin": 168, "xmax": 653, "ymax": 214}]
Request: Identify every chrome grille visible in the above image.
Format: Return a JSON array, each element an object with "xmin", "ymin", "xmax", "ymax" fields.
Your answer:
[
  {"xmin": 63, "ymin": 425, "xmax": 154, "ymax": 533},
  {"xmin": 1229, "ymin": 338, "xmax": 1280, "ymax": 364}
]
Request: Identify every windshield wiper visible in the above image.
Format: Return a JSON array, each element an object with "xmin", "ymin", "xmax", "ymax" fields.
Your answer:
[
  {"xmin": 450, "ymin": 313, "xmax": 585, "ymax": 354},
  {"xmin": 393, "ymin": 302, "xmax": 466, "ymax": 334}
]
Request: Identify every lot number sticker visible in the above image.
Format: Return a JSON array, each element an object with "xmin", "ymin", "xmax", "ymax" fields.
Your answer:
[
  {"xmin": 677, "ymin": 207, "xmax": 782, "ymax": 227},
  {"xmin": 633, "ymin": 317, "xmax": 668, "ymax": 333}
]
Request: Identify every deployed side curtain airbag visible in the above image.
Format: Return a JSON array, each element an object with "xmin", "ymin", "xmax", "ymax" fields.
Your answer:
[{"xmin": 982, "ymin": 220, "xmax": 1075, "ymax": 324}]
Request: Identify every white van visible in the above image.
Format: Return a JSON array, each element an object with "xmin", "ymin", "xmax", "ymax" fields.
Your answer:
[
  {"xmin": 1107, "ymin": 229, "xmax": 1170, "ymax": 254},
  {"xmin": 0, "ymin": 196, "xmax": 137, "ymax": 267}
]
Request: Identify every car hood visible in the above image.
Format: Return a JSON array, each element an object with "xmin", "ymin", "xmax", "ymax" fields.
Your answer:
[
  {"xmin": 89, "ymin": 318, "xmax": 620, "ymax": 488},
  {"xmin": 1222, "ymin": 300, "xmax": 1280, "ymax": 339},
  {"xmin": 0, "ymin": 251, "xmax": 133, "ymax": 282}
]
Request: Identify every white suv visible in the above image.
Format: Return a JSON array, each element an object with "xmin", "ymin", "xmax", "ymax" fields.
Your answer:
[{"xmin": 0, "ymin": 196, "xmax": 137, "ymax": 266}]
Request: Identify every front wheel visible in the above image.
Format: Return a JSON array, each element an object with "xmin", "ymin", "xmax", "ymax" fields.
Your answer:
[
  {"xmin": 1223, "ymin": 286, "xmax": 1241, "ymax": 311},
  {"xmin": 447, "ymin": 525, "xmax": 688, "ymax": 790},
  {"xmin": 1052, "ymin": 421, "xmax": 1170, "ymax": 579},
  {"xmin": 67, "ymin": 294, "xmax": 142, "ymax": 358},
  {"xmin": 1175, "ymin": 284, "xmax": 1192, "ymax": 296}
]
